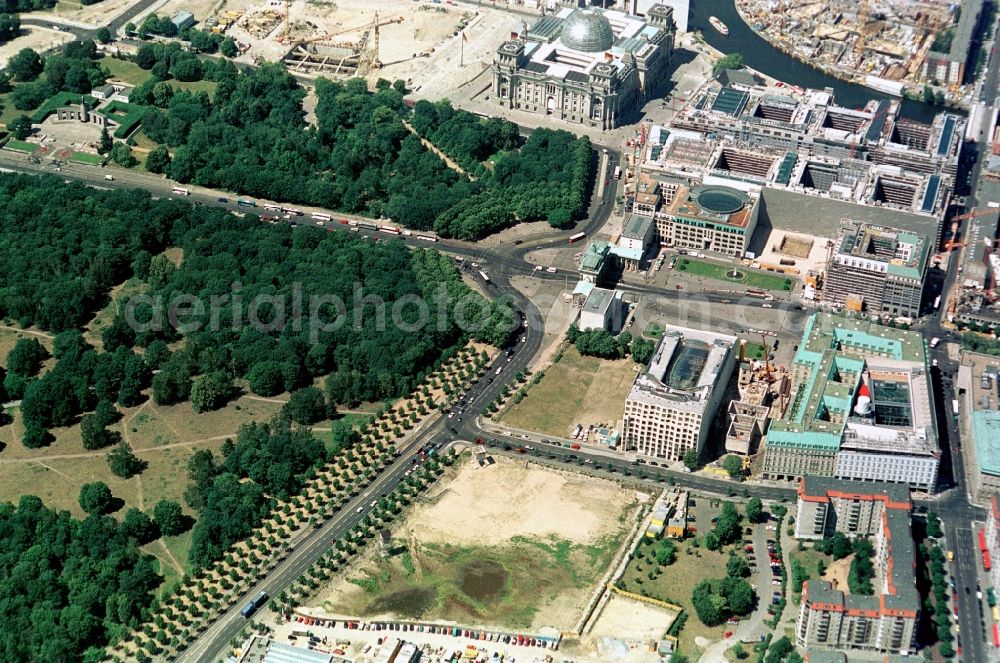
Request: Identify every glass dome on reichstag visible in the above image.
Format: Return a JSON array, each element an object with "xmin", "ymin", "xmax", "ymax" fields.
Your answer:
[{"xmin": 559, "ymin": 9, "xmax": 615, "ymax": 53}]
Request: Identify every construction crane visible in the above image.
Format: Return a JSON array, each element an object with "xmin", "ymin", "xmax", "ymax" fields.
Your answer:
[
  {"xmin": 356, "ymin": 13, "xmax": 404, "ymax": 75},
  {"xmin": 298, "ymin": 14, "xmax": 402, "ymax": 48},
  {"xmin": 942, "ymin": 207, "xmax": 1000, "ymax": 251}
]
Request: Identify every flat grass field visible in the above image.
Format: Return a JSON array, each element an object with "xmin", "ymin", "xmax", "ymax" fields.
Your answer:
[
  {"xmin": 644, "ymin": 322, "xmax": 665, "ymax": 340},
  {"xmin": 789, "ymin": 546, "xmax": 833, "ymax": 604},
  {"xmin": 677, "ymin": 258, "xmax": 794, "ymax": 292},
  {"xmin": 742, "ymin": 340, "xmax": 766, "ymax": 360},
  {"xmin": 618, "ymin": 541, "xmax": 729, "ymax": 657},
  {"xmin": 100, "ymin": 56, "xmax": 149, "ymax": 86},
  {"xmin": 0, "ymin": 390, "xmax": 374, "ymax": 571},
  {"xmin": 69, "ymin": 151, "xmax": 103, "ymax": 164},
  {"xmin": 4, "ymin": 139, "xmax": 36, "ymax": 153},
  {"xmin": 500, "ymin": 346, "xmax": 638, "ymax": 438}
]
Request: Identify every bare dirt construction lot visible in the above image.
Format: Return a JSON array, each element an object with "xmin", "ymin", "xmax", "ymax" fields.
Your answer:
[
  {"xmin": 312, "ymin": 455, "xmax": 642, "ymax": 630},
  {"xmin": 589, "ymin": 594, "xmax": 676, "ymax": 641},
  {"xmin": 0, "ymin": 28, "xmax": 74, "ymax": 69},
  {"xmin": 501, "ymin": 346, "xmax": 639, "ymax": 438},
  {"xmin": 824, "ymin": 554, "xmax": 853, "ymax": 591}
]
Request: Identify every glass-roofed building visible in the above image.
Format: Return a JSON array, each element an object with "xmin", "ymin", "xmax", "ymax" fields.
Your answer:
[
  {"xmin": 492, "ymin": 5, "xmax": 675, "ymax": 130},
  {"xmin": 762, "ymin": 313, "xmax": 939, "ymax": 492},
  {"xmin": 623, "ymin": 324, "xmax": 736, "ymax": 461}
]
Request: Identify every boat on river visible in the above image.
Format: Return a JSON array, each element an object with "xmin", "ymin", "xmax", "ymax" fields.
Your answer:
[{"xmin": 709, "ymin": 16, "xmax": 729, "ymax": 35}]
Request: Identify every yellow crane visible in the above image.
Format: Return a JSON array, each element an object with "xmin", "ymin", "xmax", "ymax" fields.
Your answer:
[{"xmin": 295, "ymin": 13, "xmax": 403, "ymax": 75}]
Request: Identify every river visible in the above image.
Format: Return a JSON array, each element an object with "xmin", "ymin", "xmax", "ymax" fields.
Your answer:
[{"xmin": 688, "ymin": 0, "xmax": 951, "ymax": 123}]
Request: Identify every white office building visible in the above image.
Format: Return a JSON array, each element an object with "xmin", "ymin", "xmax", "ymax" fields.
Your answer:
[{"xmin": 623, "ymin": 325, "xmax": 736, "ymax": 460}]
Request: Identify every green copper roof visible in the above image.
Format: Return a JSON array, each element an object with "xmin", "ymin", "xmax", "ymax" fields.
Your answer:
[{"xmin": 973, "ymin": 410, "xmax": 1000, "ymax": 476}]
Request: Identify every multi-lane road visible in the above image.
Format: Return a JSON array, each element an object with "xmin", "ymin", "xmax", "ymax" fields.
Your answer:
[{"xmin": 0, "ymin": 100, "xmax": 991, "ymax": 660}]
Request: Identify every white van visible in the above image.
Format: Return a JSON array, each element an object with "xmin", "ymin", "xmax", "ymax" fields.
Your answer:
[{"xmin": 930, "ymin": 337, "xmax": 941, "ymax": 348}]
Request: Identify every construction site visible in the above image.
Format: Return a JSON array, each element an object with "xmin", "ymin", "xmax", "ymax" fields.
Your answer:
[
  {"xmin": 166, "ymin": 0, "xmax": 522, "ymax": 92},
  {"xmin": 735, "ymin": 0, "xmax": 981, "ymax": 98}
]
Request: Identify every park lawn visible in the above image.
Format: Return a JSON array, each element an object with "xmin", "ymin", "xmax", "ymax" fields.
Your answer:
[
  {"xmin": 677, "ymin": 258, "xmax": 794, "ymax": 292},
  {"xmin": 789, "ymin": 546, "xmax": 833, "ymax": 604},
  {"xmin": 618, "ymin": 541, "xmax": 729, "ymax": 658},
  {"xmin": 131, "ymin": 129, "xmax": 159, "ymax": 150},
  {"xmin": 171, "ymin": 79, "xmax": 218, "ymax": 97},
  {"xmin": 100, "ymin": 56, "xmax": 151, "ymax": 86},
  {"xmin": 644, "ymin": 321, "xmax": 665, "ymax": 340},
  {"xmin": 741, "ymin": 340, "xmax": 766, "ymax": 360},
  {"xmin": 500, "ymin": 346, "xmax": 638, "ymax": 437},
  {"xmin": 4, "ymin": 139, "xmax": 36, "ymax": 153},
  {"xmin": 69, "ymin": 151, "xmax": 104, "ymax": 164}
]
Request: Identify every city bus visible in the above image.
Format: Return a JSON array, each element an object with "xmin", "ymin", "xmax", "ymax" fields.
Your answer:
[
  {"xmin": 417, "ymin": 235, "xmax": 438, "ymax": 242},
  {"xmin": 613, "ymin": 166, "xmax": 622, "ymax": 180},
  {"xmin": 237, "ymin": 199, "xmax": 256, "ymax": 208},
  {"xmin": 263, "ymin": 203, "xmax": 281, "ymax": 211},
  {"xmin": 171, "ymin": 187, "xmax": 189, "ymax": 196},
  {"xmin": 953, "ymin": 399, "xmax": 960, "ymax": 420},
  {"xmin": 311, "ymin": 212, "xmax": 331, "ymax": 222},
  {"xmin": 568, "ymin": 232, "xmax": 586, "ymax": 244},
  {"xmin": 379, "ymin": 225, "xmax": 401, "ymax": 236},
  {"xmin": 479, "ymin": 270, "xmax": 490, "ymax": 283},
  {"xmin": 358, "ymin": 221, "xmax": 378, "ymax": 231}
]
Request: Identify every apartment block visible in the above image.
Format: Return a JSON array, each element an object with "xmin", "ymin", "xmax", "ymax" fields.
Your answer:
[
  {"xmin": 795, "ymin": 477, "xmax": 919, "ymax": 656},
  {"xmin": 623, "ymin": 325, "xmax": 736, "ymax": 461}
]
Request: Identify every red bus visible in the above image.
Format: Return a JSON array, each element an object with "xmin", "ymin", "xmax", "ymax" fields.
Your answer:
[
  {"xmin": 992, "ymin": 623, "xmax": 999, "ymax": 647},
  {"xmin": 568, "ymin": 232, "xmax": 586, "ymax": 244}
]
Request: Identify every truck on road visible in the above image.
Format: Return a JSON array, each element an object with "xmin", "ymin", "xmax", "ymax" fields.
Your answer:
[{"xmin": 240, "ymin": 591, "xmax": 268, "ymax": 618}]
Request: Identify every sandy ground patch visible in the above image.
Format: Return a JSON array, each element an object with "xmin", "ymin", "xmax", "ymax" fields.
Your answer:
[
  {"xmin": 310, "ymin": 455, "xmax": 642, "ymax": 631},
  {"xmin": 403, "ymin": 456, "xmax": 634, "ymax": 547},
  {"xmin": 755, "ymin": 228, "xmax": 833, "ymax": 281},
  {"xmin": 37, "ymin": 0, "xmax": 146, "ymax": 25},
  {"xmin": 589, "ymin": 594, "xmax": 676, "ymax": 641},
  {"xmin": 0, "ymin": 28, "xmax": 74, "ymax": 69},
  {"xmin": 475, "ymin": 221, "xmax": 558, "ymax": 248},
  {"xmin": 823, "ymin": 554, "xmax": 853, "ymax": 591}
]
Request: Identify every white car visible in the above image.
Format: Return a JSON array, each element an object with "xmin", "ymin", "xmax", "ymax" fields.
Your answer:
[
  {"xmin": 546, "ymin": 267, "xmax": 557, "ymax": 273},
  {"xmin": 355, "ymin": 506, "xmax": 363, "ymax": 513},
  {"xmin": 533, "ymin": 265, "xmax": 543, "ymax": 271},
  {"xmin": 370, "ymin": 500, "xmax": 377, "ymax": 508}
]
